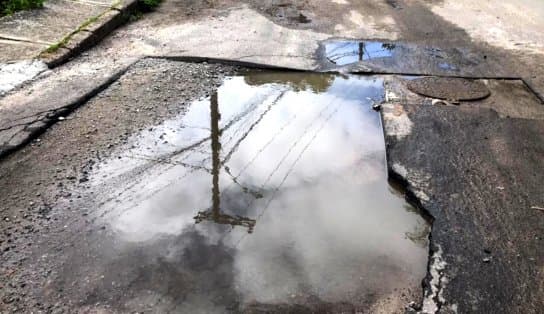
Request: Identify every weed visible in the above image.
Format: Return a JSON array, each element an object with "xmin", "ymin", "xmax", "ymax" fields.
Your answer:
[
  {"xmin": 1, "ymin": 0, "xmax": 44, "ymax": 16},
  {"xmin": 43, "ymin": 15, "xmax": 99, "ymax": 53},
  {"xmin": 139, "ymin": 0, "xmax": 161, "ymax": 11},
  {"xmin": 129, "ymin": 11, "xmax": 143, "ymax": 22}
]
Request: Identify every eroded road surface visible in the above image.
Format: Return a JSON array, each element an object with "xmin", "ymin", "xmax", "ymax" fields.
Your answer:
[
  {"xmin": 1, "ymin": 0, "xmax": 544, "ymax": 313},
  {"xmin": 3, "ymin": 62, "xmax": 430, "ymax": 312}
]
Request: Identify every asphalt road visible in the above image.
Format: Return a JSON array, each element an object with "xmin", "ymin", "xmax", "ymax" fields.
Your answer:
[{"xmin": 1, "ymin": 0, "xmax": 543, "ymax": 313}]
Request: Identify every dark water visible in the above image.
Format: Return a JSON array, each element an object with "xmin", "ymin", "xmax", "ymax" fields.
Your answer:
[
  {"xmin": 325, "ymin": 41, "xmax": 396, "ymax": 65},
  {"xmin": 92, "ymin": 73, "xmax": 429, "ymax": 312}
]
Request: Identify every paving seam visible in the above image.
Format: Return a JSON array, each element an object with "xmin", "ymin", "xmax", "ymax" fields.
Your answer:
[{"xmin": 0, "ymin": 35, "xmax": 54, "ymax": 45}]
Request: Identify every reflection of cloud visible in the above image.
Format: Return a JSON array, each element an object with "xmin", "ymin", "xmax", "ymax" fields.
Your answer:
[{"xmin": 89, "ymin": 74, "xmax": 429, "ymax": 311}]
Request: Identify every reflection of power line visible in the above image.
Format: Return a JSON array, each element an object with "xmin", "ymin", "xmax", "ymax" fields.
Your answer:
[
  {"xmin": 233, "ymin": 88, "xmax": 349, "ymax": 248},
  {"xmin": 100, "ymin": 166, "xmax": 200, "ymax": 222},
  {"xmin": 223, "ymin": 166, "xmax": 263, "ymax": 199},
  {"xmin": 257, "ymin": 98, "xmax": 345, "ymax": 221},
  {"xmin": 125, "ymin": 154, "xmax": 212, "ymax": 173},
  {"xmin": 259, "ymin": 92, "xmax": 344, "ymax": 190},
  {"xmin": 96, "ymin": 98, "xmax": 256, "ymax": 219},
  {"xmin": 196, "ymin": 86, "xmax": 343, "ymax": 233},
  {"xmin": 221, "ymin": 103, "xmax": 260, "ymax": 151},
  {"xmin": 220, "ymin": 111, "xmax": 300, "ymax": 197},
  {"xmin": 327, "ymin": 42, "xmax": 357, "ymax": 54},
  {"xmin": 104, "ymin": 90, "xmax": 285, "ymax": 221},
  {"xmin": 193, "ymin": 90, "xmax": 287, "ymax": 198},
  {"xmin": 221, "ymin": 90, "xmax": 286, "ymax": 165},
  {"xmin": 230, "ymin": 83, "xmax": 358, "ymax": 223},
  {"xmin": 220, "ymin": 90, "xmax": 285, "ymax": 149},
  {"xmin": 181, "ymin": 89, "xmax": 288, "ymax": 171}
]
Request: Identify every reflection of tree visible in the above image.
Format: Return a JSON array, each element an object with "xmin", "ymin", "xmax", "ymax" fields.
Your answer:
[
  {"xmin": 381, "ymin": 43, "xmax": 396, "ymax": 51},
  {"xmin": 326, "ymin": 41, "xmax": 396, "ymax": 65},
  {"xmin": 194, "ymin": 92, "xmax": 257, "ymax": 233},
  {"xmin": 244, "ymin": 72, "xmax": 334, "ymax": 93}
]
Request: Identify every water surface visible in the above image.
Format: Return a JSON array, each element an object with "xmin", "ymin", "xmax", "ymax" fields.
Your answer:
[
  {"xmin": 325, "ymin": 41, "xmax": 396, "ymax": 65},
  {"xmin": 92, "ymin": 72, "xmax": 429, "ymax": 312}
]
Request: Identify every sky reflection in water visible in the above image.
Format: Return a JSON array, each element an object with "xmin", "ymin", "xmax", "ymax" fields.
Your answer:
[{"xmin": 94, "ymin": 73, "xmax": 429, "ymax": 311}]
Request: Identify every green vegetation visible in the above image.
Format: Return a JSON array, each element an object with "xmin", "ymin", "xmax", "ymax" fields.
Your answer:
[
  {"xmin": 1, "ymin": 0, "xmax": 44, "ymax": 16},
  {"xmin": 40, "ymin": 0, "xmax": 160, "ymax": 55},
  {"xmin": 139, "ymin": 0, "xmax": 161, "ymax": 11},
  {"xmin": 43, "ymin": 15, "xmax": 99, "ymax": 54},
  {"xmin": 129, "ymin": 11, "xmax": 143, "ymax": 22}
]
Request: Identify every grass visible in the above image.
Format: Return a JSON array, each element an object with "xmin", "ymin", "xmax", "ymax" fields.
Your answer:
[
  {"xmin": 41, "ymin": 0, "xmax": 162, "ymax": 55},
  {"xmin": 1, "ymin": 0, "xmax": 44, "ymax": 16},
  {"xmin": 43, "ymin": 15, "xmax": 99, "ymax": 53},
  {"xmin": 139, "ymin": 0, "xmax": 161, "ymax": 11},
  {"xmin": 140, "ymin": 0, "xmax": 161, "ymax": 10}
]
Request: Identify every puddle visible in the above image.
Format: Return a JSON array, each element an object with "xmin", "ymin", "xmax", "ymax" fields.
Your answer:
[
  {"xmin": 325, "ymin": 41, "xmax": 396, "ymax": 65},
  {"xmin": 321, "ymin": 40, "xmax": 488, "ymax": 76},
  {"xmin": 91, "ymin": 72, "xmax": 430, "ymax": 311}
]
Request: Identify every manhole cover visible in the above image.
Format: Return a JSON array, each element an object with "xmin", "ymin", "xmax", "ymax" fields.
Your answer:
[{"xmin": 407, "ymin": 77, "xmax": 490, "ymax": 101}]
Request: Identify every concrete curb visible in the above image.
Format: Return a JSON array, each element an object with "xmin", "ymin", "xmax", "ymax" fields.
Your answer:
[{"xmin": 39, "ymin": 0, "xmax": 139, "ymax": 68}]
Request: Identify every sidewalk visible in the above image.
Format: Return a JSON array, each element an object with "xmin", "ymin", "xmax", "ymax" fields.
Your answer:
[{"xmin": 0, "ymin": 0, "xmax": 136, "ymax": 93}]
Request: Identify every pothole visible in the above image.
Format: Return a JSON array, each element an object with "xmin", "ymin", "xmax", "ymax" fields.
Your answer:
[{"xmin": 85, "ymin": 71, "xmax": 430, "ymax": 312}]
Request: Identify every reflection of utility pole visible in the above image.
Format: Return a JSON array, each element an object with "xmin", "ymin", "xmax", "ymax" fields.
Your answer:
[
  {"xmin": 210, "ymin": 91, "xmax": 221, "ymax": 219},
  {"xmin": 194, "ymin": 92, "xmax": 256, "ymax": 233}
]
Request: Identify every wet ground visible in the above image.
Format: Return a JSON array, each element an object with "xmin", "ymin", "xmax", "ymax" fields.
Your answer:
[
  {"xmin": 56, "ymin": 72, "xmax": 428, "ymax": 312},
  {"xmin": 1, "ymin": 0, "xmax": 544, "ymax": 312},
  {"xmin": 318, "ymin": 39, "xmax": 504, "ymax": 78},
  {"xmin": 0, "ymin": 60, "xmax": 431, "ymax": 313}
]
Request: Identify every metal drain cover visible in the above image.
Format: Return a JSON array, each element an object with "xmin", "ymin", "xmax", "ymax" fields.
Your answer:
[{"xmin": 407, "ymin": 77, "xmax": 490, "ymax": 101}]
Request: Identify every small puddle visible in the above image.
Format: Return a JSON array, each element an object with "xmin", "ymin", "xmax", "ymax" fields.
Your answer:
[
  {"xmin": 91, "ymin": 72, "xmax": 430, "ymax": 311},
  {"xmin": 325, "ymin": 41, "xmax": 396, "ymax": 65},
  {"xmin": 321, "ymin": 40, "xmax": 485, "ymax": 76}
]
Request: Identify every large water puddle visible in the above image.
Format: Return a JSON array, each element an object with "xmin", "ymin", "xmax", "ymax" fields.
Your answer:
[{"xmin": 91, "ymin": 72, "xmax": 430, "ymax": 312}]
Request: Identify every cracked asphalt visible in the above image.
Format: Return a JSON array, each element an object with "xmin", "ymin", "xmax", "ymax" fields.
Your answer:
[{"xmin": 1, "ymin": 0, "xmax": 543, "ymax": 313}]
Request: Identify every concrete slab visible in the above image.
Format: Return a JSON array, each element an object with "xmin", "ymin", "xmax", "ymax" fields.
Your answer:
[
  {"xmin": 67, "ymin": 0, "xmax": 115, "ymax": 7},
  {"xmin": 0, "ymin": 56, "xmax": 136, "ymax": 156},
  {"xmin": 0, "ymin": 39, "xmax": 47, "ymax": 62},
  {"xmin": 0, "ymin": 0, "xmax": 105, "ymax": 44},
  {"xmin": 0, "ymin": 59, "xmax": 47, "ymax": 94}
]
